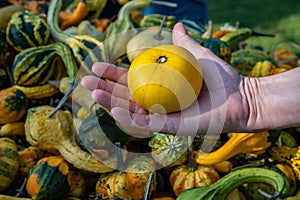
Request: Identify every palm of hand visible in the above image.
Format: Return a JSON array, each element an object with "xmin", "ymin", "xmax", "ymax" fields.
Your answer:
[{"xmin": 81, "ymin": 23, "xmax": 247, "ymax": 135}]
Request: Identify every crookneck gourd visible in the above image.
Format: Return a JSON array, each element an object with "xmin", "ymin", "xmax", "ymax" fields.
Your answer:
[
  {"xmin": 24, "ymin": 105, "xmax": 116, "ymax": 173},
  {"xmin": 177, "ymin": 167, "xmax": 291, "ymax": 200},
  {"xmin": 47, "ymin": 0, "xmax": 106, "ymax": 75},
  {"xmin": 194, "ymin": 131, "xmax": 271, "ymax": 166},
  {"xmin": 59, "ymin": 0, "xmax": 88, "ymax": 30},
  {"xmin": 61, "ymin": 0, "xmax": 108, "ymax": 21},
  {"xmin": 104, "ymin": 0, "xmax": 154, "ymax": 62}
]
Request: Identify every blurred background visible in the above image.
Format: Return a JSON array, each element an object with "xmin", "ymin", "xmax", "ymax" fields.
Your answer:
[{"xmin": 207, "ymin": 0, "xmax": 300, "ymax": 52}]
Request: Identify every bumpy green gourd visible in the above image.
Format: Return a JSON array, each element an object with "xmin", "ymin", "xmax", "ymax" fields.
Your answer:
[{"xmin": 149, "ymin": 133, "xmax": 188, "ymax": 167}]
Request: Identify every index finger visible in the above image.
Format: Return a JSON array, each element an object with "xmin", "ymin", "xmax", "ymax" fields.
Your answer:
[{"xmin": 92, "ymin": 62, "xmax": 128, "ymax": 85}]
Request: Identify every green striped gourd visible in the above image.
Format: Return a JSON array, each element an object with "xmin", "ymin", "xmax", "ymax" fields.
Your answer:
[
  {"xmin": 12, "ymin": 42, "xmax": 77, "ymax": 86},
  {"xmin": 6, "ymin": 10, "xmax": 50, "ymax": 51},
  {"xmin": 177, "ymin": 167, "xmax": 290, "ymax": 200},
  {"xmin": 230, "ymin": 48, "xmax": 273, "ymax": 75},
  {"xmin": 139, "ymin": 14, "xmax": 177, "ymax": 29},
  {"xmin": 26, "ymin": 155, "xmax": 69, "ymax": 200},
  {"xmin": 0, "ymin": 137, "xmax": 19, "ymax": 192},
  {"xmin": 104, "ymin": 0, "xmax": 152, "ymax": 62},
  {"xmin": 47, "ymin": 0, "xmax": 106, "ymax": 75},
  {"xmin": 180, "ymin": 18, "xmax": 207, "ymax": 43},
  {"xmin": 11, "ymin": 42, "xmax": 78, "ymax": 117},
  {"xmin": 202, "ymin": 38, "xmax": 232, "ymax": 63},
  {"xmin": 220, "ymin": 27, "xmax": 252, "ymax": 49}
]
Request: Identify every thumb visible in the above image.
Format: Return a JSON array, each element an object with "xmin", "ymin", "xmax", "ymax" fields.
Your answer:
[{"xmin": 172, "ymin": 22, "xmax": 217, "ymax": 60}]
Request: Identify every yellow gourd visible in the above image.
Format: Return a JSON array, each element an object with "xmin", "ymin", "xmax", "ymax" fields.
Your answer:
[
  {"xmin": 194, "ymin": 131, "xmax": 271, "ymax": 165},
  {"xmin": 128, "ymin": 45, "xmax": 203, "ymax": 113}
]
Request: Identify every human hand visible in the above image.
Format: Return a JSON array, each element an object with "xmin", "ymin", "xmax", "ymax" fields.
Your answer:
[{"xmin": 81, "ymin": 22, "xmax": 250, "ymax": 135}]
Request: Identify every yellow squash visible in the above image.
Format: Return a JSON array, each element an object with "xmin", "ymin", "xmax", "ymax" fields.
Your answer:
[{"xmin": 128, "ymin": 45, "xmax": 203, "ymax": 113}]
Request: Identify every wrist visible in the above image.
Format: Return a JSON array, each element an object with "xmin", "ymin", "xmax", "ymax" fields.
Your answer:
[{"xmin": 240, "ymin": 68, "xmax": 300, "ymax": 131}]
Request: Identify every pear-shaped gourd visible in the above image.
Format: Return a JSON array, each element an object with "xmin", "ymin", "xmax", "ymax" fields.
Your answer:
[{"xmin": 126, "ymin": 27, "xmax": 173, "ymax": 62}]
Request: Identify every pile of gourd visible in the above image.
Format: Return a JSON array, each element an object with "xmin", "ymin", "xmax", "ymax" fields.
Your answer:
[{"xmin": 0, "ymin": 0, "xmax": 300, "ymax": 199}]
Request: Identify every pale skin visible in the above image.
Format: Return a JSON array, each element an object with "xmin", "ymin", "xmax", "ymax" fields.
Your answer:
[{"xmin": 81, "ymin": 22, "xmax": 300, "ymax": 136}]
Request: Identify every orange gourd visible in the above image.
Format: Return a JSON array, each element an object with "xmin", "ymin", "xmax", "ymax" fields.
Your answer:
[
  {"xmin": 0, "ymin": 87, "xmax": 27, "ymax": 124},
  {"xmin": 59, "ymin": 0, "xmax": 88, "ymax": 29},
  {"xmin": 169, "ymin": 164, "xmax": 219, "ymax": 196}
]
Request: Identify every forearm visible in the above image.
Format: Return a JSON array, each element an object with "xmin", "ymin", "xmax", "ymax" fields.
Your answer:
[{"xmin": 243, "ymin": 67, "xmax": 300, "ymax": 131}]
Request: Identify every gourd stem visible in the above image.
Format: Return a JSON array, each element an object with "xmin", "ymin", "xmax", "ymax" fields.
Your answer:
[
  {"xmin": 48, "ymin": 82, "xmax": 76, "ymax": 118},
  {"xmin": 115, "ymin": 142, "xmax": 126, "ymax": 171},
  {"xmin": 47, "ymin": 0, "xmax": 72, "ymax": 42},
  {"xmin": 231, "ymin": 163, "xmax": 263, "ymax": 172},
  {"xmin": 187, "ymin": 136, "xmax": 196, "ymax": 172},
  {"xmin": 235, "ymin": 21, "xmax": 240, "ymax": 29},
  {"xmin": 258, "ymin": 188, "xmax": 281, "ymax": 199},
  {"xmin": 150, "ymin": 0, "xmax": 178, "ymax": 8},
  {"xmin": 15, "ymin": 178, "xmax": 27, "ymax": 197},
  {"xmin": 202, "ymin": 20, "xmax": 213, "ymax": 38},
  {"xmin": 251, "ymin": 30, "xmax": 275, "ymax": 37},
  {"xmin": 144, "ymin": 173, "xmax": 154, "ymax": 200},
  {"xmin": 154, "ymin": 15, "xmax": 167, "ymax": 40}
]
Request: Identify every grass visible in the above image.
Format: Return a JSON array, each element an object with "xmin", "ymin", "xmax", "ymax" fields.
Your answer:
[{"xmin": 207, "ymin": 0, "xmax": 300, "ymax": 53}]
